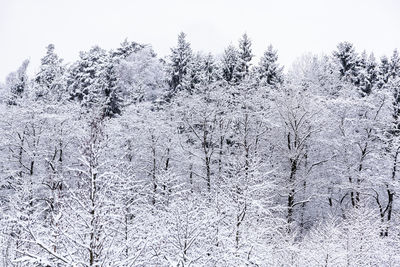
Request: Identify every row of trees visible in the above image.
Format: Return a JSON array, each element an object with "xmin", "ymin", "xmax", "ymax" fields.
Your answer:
[{"xmin": 1, "ymin": 33, "xmax": 400, "ymax": 266}]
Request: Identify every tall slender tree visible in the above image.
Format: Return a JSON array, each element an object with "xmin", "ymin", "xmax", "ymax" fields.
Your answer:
[
  {"xmin": 169, "ymin": 32, "xmax": 193, "ymax": 93},
  {"xmin": 222, "ymin": 45, "xmax": 239, "ymax": 84},
  {"xmin": 257, "ymin": 45, "xmax": 284, "ymax": 87},
  {"xmin": 236, "ymin": 33, "xmax": 253, "ymax": 81},
  {"xmin": 333, "ymin": 41, "xmax": 359, "ymax": 83},
  {"xmin": 34, "ymin": 44, "xmax": 65, "ymax": 100}
]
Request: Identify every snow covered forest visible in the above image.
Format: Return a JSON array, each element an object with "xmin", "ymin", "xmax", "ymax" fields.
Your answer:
[{"xmin": 1, "ymin": 32, "xmax": 400, "ymax": 266}]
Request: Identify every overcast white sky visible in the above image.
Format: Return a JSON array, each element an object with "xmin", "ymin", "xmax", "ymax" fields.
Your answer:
[{"xmin": 1, "ymin": 0, "xmax": 399, "ymax": 81}]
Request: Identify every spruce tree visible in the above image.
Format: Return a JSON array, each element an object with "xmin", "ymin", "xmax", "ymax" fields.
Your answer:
[
  {"xmin": 236, "ymin": 33, "xmax": 253, "ymax": 81},
  {"xmin": 366, "ymin": 53, "xmax": 378, "ymax": 86},
  {"xmin": 257, "ymin": 45, "xmax": 284, "ymax": 87},
  {"xmin": 364, "ymin": 52, "xmax": 379, "ymax": 93},
  {"xmin": 356, "ymin": 51, "xmax": 377, "ymax": 95},
  {"xmin": 221, "ymin": 44, "xmax": 239, "ymax": 84},
  {"xmin": 186, "ymin": 52, "xmax": 204, "ymax": 92},
  {"xmin": 102, "ymin": 59, "xmax": 122, "ymax": 118},
  {"xmin": 378, "ymin": 55, "xmax": 391, "ymax": 88},
  {"xmin": 187, "ymin": 52, "xmax": 220, "ymax": 92},
  {"xmin": 34, "ymin": 44, "xmax": 65, "ymax": 99},
  {"xmin": 333, "ymin": 41, "xmax": 359, "ymax": 83},
  {"xmin": 111, "ymin": 39, "xmax": 145, "ymax": 59},
  {"xmin": 68, "ymin": 46, "xmax": 122, "ymax": 116},
  {"xmin": 6, "ymin": 59, "xmax": 30, "ymax": 104},
  {"xmin": 169, "ymin": 32, "xmax": 192, "ymax": 92},
  {"xmin": 68, "ymin": 46, "xmax": 108, "ymax": 104},
  {"xmin": 389, "ymin": 49, "xmax": 400, "ymax": 79},
  {"xmin": 202, "ymin": 53, "xmax": 220, "ymax": 83}
]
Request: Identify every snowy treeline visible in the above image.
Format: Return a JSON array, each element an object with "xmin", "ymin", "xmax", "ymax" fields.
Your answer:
[{"xmin": 1, "ymin": 33, "xmax": 400, "ymax": 266}]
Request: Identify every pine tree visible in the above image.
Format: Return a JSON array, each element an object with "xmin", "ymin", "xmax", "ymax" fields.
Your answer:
[
  {"xmin": 68, "ymin": 46, "xmax": 108, "ymax": 103},
  {"xmin": 202, "ymin": 53, "xmax": 220, "ymax": 84},
  {"xmin": 34, "ymin": 44, "xmax": 65, "ymax": 100},
  {"xmin": 389, "ymin": 49, "xmax": 400, "ymax": 79},
  {"xmin": 111, "ymin": 39, "xmax": 145, "ymax": 59},
  {"xmin": 257, "ymin": 45, "xmax": 284, "ymax": 87},
  {"xmin": 169, "ymin": 32, "xmax": 192, "ymax": 92},
  {"xmin": 333, "ymin": 41, "xmax": 359, "ymax": 83},
  {"xmin": 6, "ymin": 59, "xmax": 30, "ymax": 105},
  {"xmin": 236, "ymin": 33, "xmax": 253, "ymax": 81},
  {"xmin": 102, "ymin": 59, "xmax": 122, "ymax": 118},
  {"xmin": 221, "ymin": 45, "xmax": 239, "ymax": 84},
  {"xmin": 356, "ymin": 51, "xmax": 377, "ymax": 95},
  {"xmin": 186, "ymin": 52, "xmax": 204, "ymax": 91},
  {"xmin": 378, "ymin": 55, "xmax": 391, "ymax": 88},
  {"xmin": 68, "ymin": 46, "xmax": 122, "ymax": 116},
  {"xmin": 366, "ymin": 53, "xmax": 378, "ymax": 87},
  {"xmin": 185, "ymin": 52, "xmax": 220, "ymax": 92}
]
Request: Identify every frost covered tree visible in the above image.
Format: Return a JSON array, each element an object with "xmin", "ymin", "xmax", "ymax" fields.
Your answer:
[
  {"xmin": 352, "ymin": 51, "xmax": 378, "ymax": 95},
  {"xmin": 168, "ymin": 32, "xmax": 192, "ymax": 93},
  {"xmin": 333, "ymin": 41, "xmax": 359, "ymax": 84},
  {"xmin": 102, "ymin": 59, "xmax": 122, "ymax": 118},
  {"xmin": 34, "ymin": 44, "xmax": 65, "ymax": 100},
  {"xmin": 257, "ymin": 45, "xmax": 284, "ymax": 87},
  {"xmin": 1, "ymin": 33, "xmax": 400, "ymax": 267},
  {"xmin": 273, "ymin": 88, "xmax": 322, "ymax": 232},
  {"xmin": 202, "ymin": 53, "xmax": 220, "ymax": 84},
  {"xmin": 5, "ymin": 59, "xmax": 30, "ymax": 105},
  {"xmin": 221, "ymin": 44, "xmax": 239, "ymax": 84},
  {"xmin": 111, "ymin": 39, "xmax": 145, "ymax": 59},
  {"xmin": 68, "ymin": 46, "xmax": 108, "ymax": 103},
  {"xmin": 236, "ymin": 33, "xmax": 253, "ymax": 81},
  {"xmin": 68, "ymin": 46, "xmax": 122, "ymax": 117},
  {"xmin": 389, "ymin": 49, "xmax": 400, "ymax": 80},
  {"xmin": 117, "ymin": 46, "xmax": 166, "ymax": 103},
  {"xmin": 378, "ymin": 55, "xmax": 391, "ymax": 88}
]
